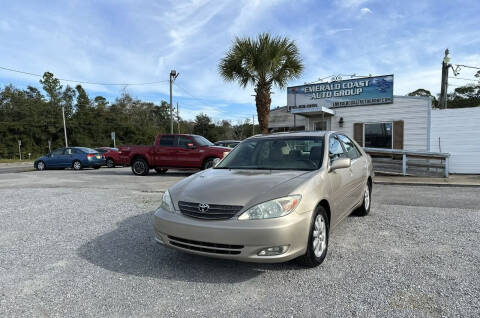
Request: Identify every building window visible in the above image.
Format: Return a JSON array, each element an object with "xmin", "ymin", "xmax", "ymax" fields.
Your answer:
[{"xmin": 364, "ymin": 123, "xmax": 392, "ymax": 149}]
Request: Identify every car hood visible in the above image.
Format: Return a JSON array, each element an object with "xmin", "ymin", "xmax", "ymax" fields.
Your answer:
[{"xmin": 169, "ymin": 168, "xmax": 312, "ymax": 209}]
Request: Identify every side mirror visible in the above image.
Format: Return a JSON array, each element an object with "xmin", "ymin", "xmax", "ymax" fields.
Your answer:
[
  {"xmin": 330, "ymin": 158, "xmax": 351, "ymax": 172},
  {"xmin": 186, "ymin": 143, "xmax": 196, "ymax": 149}
]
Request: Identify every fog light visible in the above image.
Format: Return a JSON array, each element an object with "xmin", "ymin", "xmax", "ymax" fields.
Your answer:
[
  {"xmin": 155, "ymin": 236, "xmax": 165, "ymax": 245},
  {"xmin": 257, "ymin": 245, "xmax": 289, "ymax": 256}
]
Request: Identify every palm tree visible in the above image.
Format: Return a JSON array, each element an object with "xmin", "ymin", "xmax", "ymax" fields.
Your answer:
[{"xmin": 219, "ymin": 33, "xmax": 304, "ymax": 133}]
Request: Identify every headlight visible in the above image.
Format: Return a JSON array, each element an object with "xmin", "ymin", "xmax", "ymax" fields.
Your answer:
[
  {"xmin": 158, "ymin": 190, "xmax": 175, "ymax": 213},
  {"xmin": 238, "ymin": 195, "xmax": 302, "ymax": 220}
]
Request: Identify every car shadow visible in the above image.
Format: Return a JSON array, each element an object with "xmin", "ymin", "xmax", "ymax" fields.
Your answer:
[{"xmin": 77, "ymin": 212, "xmax": 306, "ymax": 284}]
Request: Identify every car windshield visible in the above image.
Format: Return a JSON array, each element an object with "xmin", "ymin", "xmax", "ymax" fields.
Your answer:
[
  {"xmin": 76, "ymin": 147, "xmax": 97, "ymax": 153},
  {"xmin": 192, "ymin": 135, "xmax": 214, "ymax": 146},
  {"xmin": 215, "ymin": 136, "xmax": 325, "ymax": 171}
]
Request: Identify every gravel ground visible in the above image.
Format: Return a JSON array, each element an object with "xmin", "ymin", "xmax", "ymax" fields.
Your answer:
[{"xmin": 0, "ymin": 168, "xmax": 479, "ymax": 317}]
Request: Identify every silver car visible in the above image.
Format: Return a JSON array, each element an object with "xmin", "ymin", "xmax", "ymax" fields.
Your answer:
[{"xmin": 154, "ymin": 131, "xmax": 373, "ymax": 267}]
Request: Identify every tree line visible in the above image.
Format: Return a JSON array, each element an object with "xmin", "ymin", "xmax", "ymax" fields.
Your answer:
[{"xmin": 0, "ymin": 72, "xmax": 258, "ymax": 159}]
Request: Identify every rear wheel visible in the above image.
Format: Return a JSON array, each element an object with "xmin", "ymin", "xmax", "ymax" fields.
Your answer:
[
  {"xmin": 155, "ymin": 168, "xmax": 168, "ymax": 174},
  {"xmin": 36, "ymin": 161, "xmax": 46, "ymax": 171},
  {"xmin": 355, "ymin": 182, "xmax": 371, "ymax": 216},
  {"xmin": 131, "ymin": 158, "xmax": 149, "ymax": 176},
  {"xmin": 72, "ymin": 160, "xmax": 82, "ymax": 170},
  {"xmin": 106, "ymin": 158, "xmax": 115, "ymax": 168},
  {"xmin": 202, "ymin": 158, "xmax": 215, "ymax": 170},
  {"xmin": 297, "ymin": 207, "xmax": 329, "ymax": 267}
]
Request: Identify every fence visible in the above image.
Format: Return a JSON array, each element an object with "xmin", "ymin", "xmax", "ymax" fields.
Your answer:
[{"xmin": 364, "ymin": 148, "xmax": 450, "ymax": 178}]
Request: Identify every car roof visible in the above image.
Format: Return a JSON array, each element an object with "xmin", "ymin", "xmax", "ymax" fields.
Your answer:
[{"xmin": 247, "ymin": 131, "xmax": 333, "ymax": 139}]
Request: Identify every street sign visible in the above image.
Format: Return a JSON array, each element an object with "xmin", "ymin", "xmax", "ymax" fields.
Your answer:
[
  {"xmin": 111, "ymin": 132, "xmax": 115, "ymax": 140},
  {"xmin": 18, "ymin": 140, "xmax": 21, "ymax": 146}
]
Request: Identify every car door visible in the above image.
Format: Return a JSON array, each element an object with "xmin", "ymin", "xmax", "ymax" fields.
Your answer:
[
  {"xmin": 62, "ymin": 148, "xmax": 76, "ymax": 167},
  {"xmin": 338, "ymin": 134, "xmax": 366, "ymax": 205},
  {"xmin": 326, "ymin": 135, "xmax": 355, "ymax": 226},
  {"xmin": 175, "ymin": 136, "xmax": 202, "ymax": 168},
  {"xmin": 47, "ymin": 148, "xmax": 65, "ymax": 168},
  {"xmin": 155, "ymin": 135, "xmax": 177, "ymax": 167}
]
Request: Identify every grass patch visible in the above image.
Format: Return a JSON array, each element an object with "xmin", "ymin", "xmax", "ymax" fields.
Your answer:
[{"xmin": 0, "ymin": 159, "xmax": 34, "ymax": 164}]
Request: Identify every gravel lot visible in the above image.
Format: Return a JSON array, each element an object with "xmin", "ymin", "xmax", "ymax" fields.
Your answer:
[{"xmin": 1, "ymin": 168, "xmax": 479, "ymax": 317}]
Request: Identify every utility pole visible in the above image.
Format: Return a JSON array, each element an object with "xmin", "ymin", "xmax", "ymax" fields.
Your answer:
[
  {"xmin": 439, "ymin": 48, "xmax": 451, "ymax": 109},
  {"xmin": 252, "ymin": 114, "xmax": 255, "ymax": 135},
  {"xmin": 62, "ymin": 105, "xmax": 68, "ymax": 146},
  {"xmin": 176, "ymin": 102, "xmax": 180, "ymax": 134},
  {"xmin": 169, "ymin": 70, "xmax": 179, "ymax": 134}
]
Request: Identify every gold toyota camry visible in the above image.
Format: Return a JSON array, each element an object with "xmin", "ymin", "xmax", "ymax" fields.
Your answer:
[{"xmin": 154, "ymin": 131, "xmax": 373, "ymax": 267}]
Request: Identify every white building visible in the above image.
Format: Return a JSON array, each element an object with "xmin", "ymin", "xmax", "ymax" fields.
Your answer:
[{"xmin": 268, "ymin": 75, "xmax": 480, "ymax": 174}]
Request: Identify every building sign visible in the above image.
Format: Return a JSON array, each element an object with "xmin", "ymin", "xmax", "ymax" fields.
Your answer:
[{"xmin": 287, "ymin": 75, "xmax": 393, "ymax": 111}]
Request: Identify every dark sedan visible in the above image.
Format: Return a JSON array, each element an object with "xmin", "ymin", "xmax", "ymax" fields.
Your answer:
[
  {"xmin": 34, "ymin": 147, "xmax": 105, "ymax": 171},
  {"xmin": 214, "ymin": 140, "xmax": 241, "ymax": 148}
]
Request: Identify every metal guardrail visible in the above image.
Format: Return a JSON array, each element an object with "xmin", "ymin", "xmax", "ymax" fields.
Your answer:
[{"xmin": 364, "ymin": 147, "xmax": 450, "ymax": 177}]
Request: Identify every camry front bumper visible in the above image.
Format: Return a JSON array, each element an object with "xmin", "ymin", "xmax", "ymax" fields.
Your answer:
[{"xmin": 153, "ymin": 207, "xmax": 312, "ymax": 263}]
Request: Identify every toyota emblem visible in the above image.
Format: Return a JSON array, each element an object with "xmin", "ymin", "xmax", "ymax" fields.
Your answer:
[{"xmin": 198, "ymin": 203, "xmax": 210, "ymax": 213}]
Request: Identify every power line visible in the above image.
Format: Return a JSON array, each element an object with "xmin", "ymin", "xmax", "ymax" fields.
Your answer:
[
  {"xmin": 448, "ymin": 76, "xmax": 480, "ymax": 82},
  {"xmin": 0, "ymin": 66, "xmax": 169, "ymax": 86},
  {"xmin": 454, "ymin": 64, "xmax": 480, "ymax": 70}
]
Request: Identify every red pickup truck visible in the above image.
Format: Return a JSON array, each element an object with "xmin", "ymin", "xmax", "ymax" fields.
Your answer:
[{"xmin": 118, "ymin": 134, "xmax": 231, "ymax": 176}]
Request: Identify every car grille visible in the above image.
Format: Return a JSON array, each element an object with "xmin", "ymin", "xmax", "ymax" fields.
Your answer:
[
  {"xmin": 178, "ymin": 201, "xmax": 243, "ymax": 220},
  {"xmin": 167, "ymin": 236, "xmax": 243, "ymax": 255}
]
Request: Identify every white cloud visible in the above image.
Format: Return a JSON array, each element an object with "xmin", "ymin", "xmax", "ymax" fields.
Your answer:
[
  {"xmin": 335, "ymin": 0, "xmax": 369, "ymax": 8},
  {"xmin": 360, "ymin": 7, "xmax": 373, "ymax": 15}
]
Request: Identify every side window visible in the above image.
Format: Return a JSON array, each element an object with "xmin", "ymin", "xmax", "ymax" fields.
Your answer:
[
  {"xmin": 159, "ymin": 135, "xmax": 175, "ymax": 147},
  {"xmin": 176, "ymin": 136, "xmax": 193, "ymax": 148},
  {"xmin": 338, "ymin": 135, "xmax": 361, "ymax": 160},
  {"xmin": 52, "ymin": 148, "xmax": 64, "ymax": 156},
  {"xmin": 65, "ymin": 148, "xmax": 76, "ymax": 155},
  {"xmin": 329, "ymin": 136, "xmax": 345, "ymax": 161}
]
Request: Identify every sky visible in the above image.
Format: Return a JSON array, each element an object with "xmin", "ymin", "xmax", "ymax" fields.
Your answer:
[{"xmin": 0, "ymin": 0, "xmax": 479, "ymax": 122}]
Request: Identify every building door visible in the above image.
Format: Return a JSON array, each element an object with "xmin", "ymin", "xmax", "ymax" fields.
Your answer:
[{"xmin": 313, "ymin": 119, "xmax": 329, "ymax": 131}]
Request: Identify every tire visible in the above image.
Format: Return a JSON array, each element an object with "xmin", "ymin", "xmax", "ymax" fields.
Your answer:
[
  {"xmin": 155, "ymin": 168, "xmax": 168, "ymax": 174},
  {"xmin": 131, "ymin": 158, "xmax": 149, "ymax": 176},
  {"xmin": 72, "ymin": 160, "xmax": 82, "ymax": 170},
  {"xmin": 355, "ymin": 181, "xmax": 371, "ymax": 216},
  {"xmin": 202, "ymin": 158, "xmax": 215, "ymax": 170},
  {"xmin": 36, "ymin": 161, "xmax": 46, "ymax": 171},
  {"xmin": 297, "ymin": 206, "xmax": 329, "ymax": 267},
  {"xmin": 106, "ymin": 158, "xmax": 115, "ymax": 168}
]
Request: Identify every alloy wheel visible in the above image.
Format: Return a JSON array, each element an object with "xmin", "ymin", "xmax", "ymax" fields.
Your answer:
[
  {"xmin": 133, "ymin": 161, "xmax": 145, "ymax": 174},
  {"xmin": 37, "ymin": 161, "xmax": 45, "ymax": 171},
  {"xmin": 364, "ymin": 186, "xmax": 370, "ymax": 211},
  {"xmin": 73, "ymin": 161, "xmax": 81, "ymax": 170},
  {"xmin": 312, "ymin": 214, "xmax": 327, "ymax": 258}
]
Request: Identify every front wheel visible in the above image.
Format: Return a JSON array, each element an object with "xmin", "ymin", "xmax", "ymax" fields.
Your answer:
[
  {"xmin": 36, "ymin": 161, "xmax": 46, "ymax": 171},
  {"xmin": 72, "ymin": 160, "xmax": 82, "ymax": 170},
  {"xmin": 297, "ymin": 207, "xmax": 329, "ymax": 267},
  {"xmin": 131, "ymin": 158, "xmax": 149, "ymax": 176}
]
